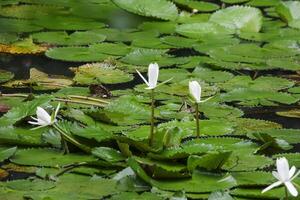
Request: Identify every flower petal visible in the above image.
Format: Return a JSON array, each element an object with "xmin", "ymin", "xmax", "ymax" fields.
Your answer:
[
  {"xmin": 53, "ymin": 103, "xmax": 60, "ymax": 121},
  {"xmin": 272, "ymin": 171, "xmax": 280, "ymax": 180},
  {"xmin": 289, "ymin": 166, "xmax": 296, "ymax": 179},
  {"xmin": 148, "ymin": 63, "xmax": 159, "ymax": 89},
  {"xmin": 189, "ymin": 81, "xmax": 201, "ymax": 103},
  {"xmin": 291, "ymin": 170, "xmax": 300, "ymax": 181},
  {"xmin": 36, "ymin": 107, "xmax": 51, "ymax": 124},
  {"xmin": 136, "ymin": 69, "xmax": 149, "ymax": 87},
  {"xmin": 276, "ymin": 157, "xmax": 290, "ymax": 182},
  {"xmin": 28, "ymin": 121, "xmax": 40, "ymax": 125},
  {"xmin": 262, "ymin": 181, "xmax": 282, "ymax": 193},
  {"xmin": 285, "ymin": 181, "xmax": 298, "ymax": 197}
]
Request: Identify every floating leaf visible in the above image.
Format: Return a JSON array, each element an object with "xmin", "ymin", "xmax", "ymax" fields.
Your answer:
[
  {"xmin": 31, "ymin": 31, "xmax": 106, "ymax": 46},
  {"xmin": 0, "ymin": 126, "xmax": 44, "ymax": 146},
  {"xmin": 0, "ymin": 38, "xmax": 47, "ymax": 54},
  {"xmin": 46, "ymin": 47, "xmax": 110, "ymax": 62},
  {"xmin": 276, "ymin": 109, "xmax": 300, "ymax": 118},
  {"xmin": 11, "ymin": 148, "xmax": 97, "ymax": 167},
  {"xmin": 248, "ymin": 128, "xmax": 300, "ymax": 144},
  {"xmin": 187, "ymin": 151, "xmax": 232, "ymax": 171},
  {"xmin": 219, "ymin": 75, "xmax": 294, "ymax": 91},
  {"xmin": 33, "ymin": 16, "xmax": 105, "ymax": 30},
  {"xmin": 160, "ymin": 36, "xmax": 198, "ymax": 48},
  {"xmin": 70, "ymin": 62, "xmax": 133, "ymax": 85},
  {"xmin": 131, "ymin": 37, "xmax": 172, "ymax": 49},
  {"xmin": 92, "ymin": 147, "xmax": 125, "ymax": 163},
  {"xmin": 112, "ymin": 0, "xmax": 178, "ymax": 21},
  {"xmin": 4, "ymin": 68, "xmax": 73, "ymax": 90},
  {"xmin": 174, "ymin": 0, "xmax": 220, "ymax": 12},
  {"xmin": 138, "ymin": 21, "xmax": 176, "ymax": 34},
  {"xmin": 220, "ymin": 88, "xmax": 299, "ymax": 106},
  {"xmin": 210, "ymin": 6, "xmax": 263, "ymax": 32},
  {"xmin": 232, "ymin": 118, "xmax": 281, "ymax": 135},
  {"xmin": 102, "ymin": 95, "xmax": 150, "ymax": 125},
  {"xmin": 0, "ymin": 33, "xmax": 19, "ymax": 44},
  {"xmin": 192, "ymin": 67, "xmax": 234, "ymax": 83},
  {"xmin": 0, "ymin": 96, "xmax": 51, "ymax": 126},
  {"xmin": 89, "ymin": 42, "xmax": 132, "ymax": 56},
  {"xmin": 176, "ymin": 22, "xmax": 234, "ymax": 39},
  {"xmin": 0, "ymin": 147, "xmax": 17, "ymax": 162},
  {"xmin": 276, "ymin": 1, "xmax": 300, "ymax": 29},
  {"xmin": 0, "ymin": 69, "xmax": 14, "ymax": 83},
  {"xmin": 0, "ymin": 18, "xmax": 42, "ymax": 33},
  {"xmin": 128, "ymin": 158, "xmax": 237, "ymax": 193}
]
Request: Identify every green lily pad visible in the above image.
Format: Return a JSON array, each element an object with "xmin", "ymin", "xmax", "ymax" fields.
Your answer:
[
  {"xmin": 92, "ymin": 147, "xmax": 125, "ymax": 163},
  {"xmin": 112, "ymin": 0, "xmax": 178, "ymax": 21},
  {"xmin": 174, "ymin": 0, "xmax": 220, "ymax": 12},
  {"xmin": 219, "ymin": 75, "xmax": 294, "ymax": 91},
  {"xmin": 46, "ymin": 47, "xmax": 111, "ymax": 62},
  {"xmin": 210, "ymin": 6, "xmax": 263, "ymax": 32},
  {"xmin": 276, "ymin": 1, "xmax": 300, "ymax": 29},
  {"xmin": 4, "ymin": 68, "xmax": 73, "ymax": 90},
  {"xmin": 31, "ymin": 31, "xmax": 106, "ymax": 46},
  {"xmin": 89, "ymin": 42, "xmax": 132, "ymax": 56},
  {"xmin": 0, "ymin": 69, "xmax": 14, "ymax": 83},
  {"xmin": 0, "ymin": 18, "xmax": 42, "ymax": 33},
  {"xmin": 71, "ymin": 63, "xmax": 133, "ymax": 85},
  {"xmin": 176, "ymin": 22, "xmax": 234, "ymax": 39},
  {"xmin": 220, "ymin": 88, "xmax": 299, "ymax": 106},
  {"xmin": 128, "ymin": 158, "xmax": 237, "ymax": 193},
  {"xmin": 11, "ymin": 148, "xmax": 97, "ymax": 167},
  {"xmin": 0, "ymin": 147, "xmax": 17, "ymax": 162},
  {"xmin": 192, "ymin": 67, "xmax": 234, "ymax": 83}
]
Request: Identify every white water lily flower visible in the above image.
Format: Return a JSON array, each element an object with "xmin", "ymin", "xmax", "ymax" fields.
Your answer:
[
  {"xmin": 28, "ymin": 103, "xmax": 60, "ymax": 128},
  {"xmin": 136, "ymin": 63, "xmax": 159, "ymax": 90},
  {"xmin": 262, "ymin": 157, "xmax": 300, "ymax": 197},
  {"xmin": 189, "ymin": 81, "xmax": 202, "ymax": 103}
]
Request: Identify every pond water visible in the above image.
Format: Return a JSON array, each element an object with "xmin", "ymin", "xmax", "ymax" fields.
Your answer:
[{"xmin": 0, "ymin": 0, "xmax": 300, "ymax": 199}]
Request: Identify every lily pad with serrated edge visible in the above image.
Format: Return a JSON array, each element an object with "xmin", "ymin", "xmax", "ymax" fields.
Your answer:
[
  {"xmin": 219, "ymin": 75, "xmax": 294, "ymax": 91},
  {"xmin": 276, "ymin": 1, "xmax": 300, "ymax": 29},
  {"xmin": 112, "ymin": 0, "xmax": 179, "ymax": 21},
  {"xmin": 128, "ymin": 157, "xmax": 237, "ymax": 193},
  {"xmin": 176, "ymin": 22, "xmax": 235, "ymax": 39},
  {"xmin": 174, "ymin": 0, "xmax": 220, "ymax": 12},
  {"xmin": 209, "ymin": 6, "xmax": 263, "ymax": 33},
  {"xmin": 232, "ymin": 118, "xmax": 282, "ymax": 135},
  {"xmin": 192, "ymin": 67, "xmax": 234, "ymax": 83},
  {"xmin": 71, "ymin": 63, "xmax": 133, "ymax": 85},
  {"xmin": 0, "ymin": 38, "xmax": 47, "ymax": 54},
  {"xmin": 220, "ymin": 88, "xmax": 299, "ymax": 106}
]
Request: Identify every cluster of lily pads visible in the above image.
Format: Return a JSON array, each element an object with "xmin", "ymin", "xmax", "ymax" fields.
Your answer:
[{"xmin": 1, "ymin": 0, "xmax": 300, "ymax": 199}]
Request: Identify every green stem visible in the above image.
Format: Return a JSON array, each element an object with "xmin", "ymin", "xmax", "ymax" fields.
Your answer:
[
  {"xmin": 55, "ymin": 162, "xmax": 87, "ymax": 177},
  {"xmin": 68, "ymin": 95, "xmax": 110, "ymax": 104},
  {"xmin": 195, "ymin": 103, "xmax": 200, "ymax": 138},
  {"xmin": 62, "ymin": 139, "xmax": 69, "ymax": 154},
  {"xmin": 285, "ymin": 187, "xmax": 288, "ymax": 200},
  {"xmin": 0, "ymin": 93, "xmax": 29, "ymax": 98},
  {"xmin": 53, "ymin": 124, "xmax": 91, "ymax": 153},
  {"xmin": 149, "ymin": 89, "xmax": 155, "ymax": 146},
  {"xmin": 55, "ymin": 98, "xmax": 105, "ymax": 107}
]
